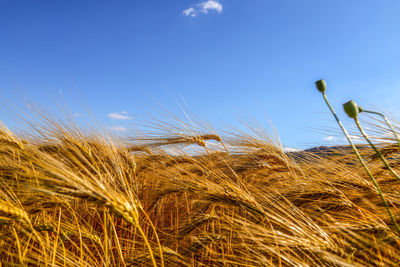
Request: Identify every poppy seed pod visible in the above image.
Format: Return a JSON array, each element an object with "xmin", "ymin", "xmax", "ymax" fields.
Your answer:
[
  {"xmin": 343, "ymin": 100, "xmax": 360, "ymax": 118},
  {"xmin": 315, "ymin": 79, "xmax": 327, "ymax": 93}
]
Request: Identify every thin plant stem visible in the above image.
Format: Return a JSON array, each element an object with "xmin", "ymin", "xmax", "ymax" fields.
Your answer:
[
  {"xmin": 320, "ymin": 92, "xmax": 400, "ymax": 235},
  {"xmin": 361, "ymin": 109, "xmax": 400, "ymax": 146},
  {"xmin": 354, "ymin": 118, "xmax": 400, "ymax": 182},
  {"xmin": 322, "ymin": 94, "xmax": 359, "ymax": 151},
  {"xmin": 103, "ymin": 209, "xmax": 109, "ymax": 266},
  {"xmin": 352, "ymin": 120, "xmax": 400, "ymax": 234},
  {"xmin": 135, "ymin": 220, "xmax": 158, "ymax": 267},
  {"xmin": 141, "ymin": 207, "xmax": 164, "ymax": 267}
]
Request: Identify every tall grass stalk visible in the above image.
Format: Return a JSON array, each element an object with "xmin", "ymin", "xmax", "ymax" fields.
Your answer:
[
  {"xmin": 344, "ymin": 101, "xmax": 400, "ymax": 182},
  {"xmin": 342, "ymin": 100, "xmax": 400, "ymax": 234},
  {"xmin": 316, "ymin": 80, "xmax": 400, "ymax": 235},
  {"xmin": 351, "ymin": 119, "xmax": 400, "ymax": 234},
  {"xmin": 356, "ymin": 117, "xmax": 400, "ymax": 181}
]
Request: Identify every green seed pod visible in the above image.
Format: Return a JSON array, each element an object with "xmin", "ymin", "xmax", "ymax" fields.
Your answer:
[
  {"xmin": 343, "ymin": 100, "xmax": 360, "ymax": 118},
  {"xmin": 315, "ymin": 79, "xmax": 327, "ymax": 93}
]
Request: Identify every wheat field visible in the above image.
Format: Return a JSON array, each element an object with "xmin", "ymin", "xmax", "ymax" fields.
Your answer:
[{"xmin": 0, "ymin": 110, "xmax": 400, "ymax": 266}]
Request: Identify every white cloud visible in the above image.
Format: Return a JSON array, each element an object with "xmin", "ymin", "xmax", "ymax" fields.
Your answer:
[
  {"xmin": 323, "ymin": 136, "xmax": 335, "ymax": 142},
  {"xmin": 110, "ymin": 126, "xmax": 128, "ymax": 132},
  {"xmin": 183, "ymin": 0, "xmax": 223, "ymax": 17},
  {"xmin": 107, "ymin": 111, "xmax": 132, "ymax": 120},
  {"xmin": 283, "ymin": 147, "xmax": 300, "ymax": 152},
  {"xmin": 198, "ymin": 0, "xmax": 223, "ymax": 13},
  {"xmin": 183, "ymin": 7, "xmax": 196, "ymax": 17}
]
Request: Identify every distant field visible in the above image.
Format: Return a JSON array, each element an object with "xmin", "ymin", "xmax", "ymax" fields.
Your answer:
[{"xmin": 1, "ymin": 115, "xmax": 400, "ymax": 267}]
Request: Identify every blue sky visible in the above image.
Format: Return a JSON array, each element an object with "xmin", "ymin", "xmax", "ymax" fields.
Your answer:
[{"xmin": 1, "ymin": 0, "xmax": 400, "ymax": 149}]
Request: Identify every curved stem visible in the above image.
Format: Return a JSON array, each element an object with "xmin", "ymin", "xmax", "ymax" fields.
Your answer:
[
  {"xmin": 354, "ymin": 118, "xmax": 400, "ymax": 182},
  {"xmin": 353, "ymin": 119, "xmax": 400, "ymax": 234},
  {"xmin": 362, "ymin": 109, "xmax": 400, "ymax": 146},
  {"xmin": 321, "ymin": 93, "xmax": 400, "ymax": 235},
  {"xmin": 135, "ymin": 220, "xmax": 158, "ymax": 267},
  {"xmin": 141, "ymin": 208, "xmax": 164, "ymax": 267}
]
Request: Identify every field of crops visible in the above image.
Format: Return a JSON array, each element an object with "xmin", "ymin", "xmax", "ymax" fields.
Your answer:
[
  {"xmin": 0, "ymin": 81, "xmax": 399, "ymax": 266},
  {"xmin": 1, "ymin": 103, "xmax": 400, "ymax": 266}
]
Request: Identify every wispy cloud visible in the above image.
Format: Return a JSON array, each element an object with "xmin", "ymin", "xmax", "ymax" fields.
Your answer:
[
  {"xmin": 323, "ymin": 136, "xmax": 335, "ymax": 142},
  {"xmin": 183, "ymin": 0, "xmax": 223, "ymax": 17},
  {"xmin": 283, "ymin": 147, "xmax": 300, "ymax": 152},
  {"xmin": 110, "ymin": 126, "xmax": 128, "ymax": 132},
  {"xmin": 107, "ymin": 111, "xmax": 132, "ymax": 120},
  {"xmin": 183, "ymin": 7, "xmax": 196, "ymax": 17}
]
